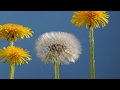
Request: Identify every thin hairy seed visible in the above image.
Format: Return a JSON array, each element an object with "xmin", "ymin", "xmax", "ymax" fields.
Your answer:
[{"xmin": 35, "ymin": 32, "xmax": 82, "ymax": 65}]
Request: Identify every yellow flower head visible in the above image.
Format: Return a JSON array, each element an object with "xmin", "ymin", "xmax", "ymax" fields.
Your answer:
[
  {"xmin": 0, "ymin": 46, "xmax": 31, "ymax": 65},
  {"xmin": 71, "ymin": 11, "xmax": 110, "ymax": 29},
  {"xmin": 0, "ymin": 23, "xmax": 33, "ymax": 42}
]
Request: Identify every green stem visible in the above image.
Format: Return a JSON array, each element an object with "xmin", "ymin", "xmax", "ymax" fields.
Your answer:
[
  {"xmin": 10, "ymin": 62, "xmax": 15, "ymax": 79},
  {"xmin": 54, "ymin": 62, "xmax": 59, "ymax": 79},
  {"xmin": 89, "ymin": 27, "xmax": 95, "ymax": 79},
  {"xmin": 9, "ymin": 41, "xmax": 15, "ymax": 79},
  {"xmin": 10, "ymin": 41, "xmax": 14, "ymax": 46}
]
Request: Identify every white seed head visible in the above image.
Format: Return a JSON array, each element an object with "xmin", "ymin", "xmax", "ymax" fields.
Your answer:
[{"xmin": 35, "ymin": 31, "xmax": 82, "ymax": 65}]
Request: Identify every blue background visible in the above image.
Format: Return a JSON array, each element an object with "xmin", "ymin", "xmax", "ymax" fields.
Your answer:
[{"xmin": 0, "ymin": 11, "xmax": 119, "ymax": 79}]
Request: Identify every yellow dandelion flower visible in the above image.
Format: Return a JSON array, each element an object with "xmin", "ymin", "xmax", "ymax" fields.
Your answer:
[
  {"xmin": 0, "ymin": 23, "xmax": 33, "ymax": 42},
  {"xmin": 71, "ymin": 11, "xmax": 110, "ymax": 29},
  {"xmin": 0, "ymin": 46, "xmax": 31, "ymax": 65}
]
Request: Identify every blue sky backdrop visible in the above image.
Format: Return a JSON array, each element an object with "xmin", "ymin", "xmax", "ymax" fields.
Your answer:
[{"xmin": 0, "ymin": 11, "xmax": 119, "ymax": 79}]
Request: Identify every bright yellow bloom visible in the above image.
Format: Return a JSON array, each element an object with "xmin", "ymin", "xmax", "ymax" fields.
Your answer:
[
  {"xmin": 0, "ymin": 23, "xmax": 33, "ymax": 42},
  {"xmin": 0, "ymin": 46, "xmax": 31, "ymax": 65},
  {"xmin": 71, "ymin": 11, "xmax": 110, "ymax": 29}
]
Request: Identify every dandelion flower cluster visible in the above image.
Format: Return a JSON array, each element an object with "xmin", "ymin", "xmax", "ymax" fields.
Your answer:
[
  {"xmin": 35, "ymin": 31, "xmax": 82, "ymax": 65},
  {"xmin": 0, "ymin": 46, "xmax": 31, "ymax": 65},
  {"xmin": 71, "ymin": 11, "xmax": 109, "ymax": 29},
  {"xmin": 0, "ymin": 23, "xmax": 33, "ymax": 42}
]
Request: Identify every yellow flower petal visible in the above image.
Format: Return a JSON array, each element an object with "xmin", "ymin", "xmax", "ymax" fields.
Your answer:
[
  {"xmin": 0, "ymin": 23, "xmax": 33, "ymax": 42},
  {"xmin": 0, "ymin": 46, "xmax": 31, "ymax": 65},
  {"xmin": 71, "ymin": 11, "xmax": 110, "ymax": 29}
]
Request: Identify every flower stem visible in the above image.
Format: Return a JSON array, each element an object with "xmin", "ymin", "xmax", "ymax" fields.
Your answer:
[
  {"xmin": 54, "ymin": 62, "xmax": 59, "ymax": 79},
  {"xmin": 89, "ymin": 27, "xmax": 95, "ymax": 79},
  {"xmin": 10, "ymin": 41, "xmax": 14, "ymax": 46},
  {"xmin": 10, "ymin": 62, "xmax": 15, "ymax": 79},
  {"xmin": 9, "ymin": 41, "xmax": 15, "ymax": 79}
]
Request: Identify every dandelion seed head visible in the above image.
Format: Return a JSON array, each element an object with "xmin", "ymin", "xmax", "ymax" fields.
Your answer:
[{"xmin": 35, "ymin": 31, "xmax": 82, "ymax": 65}]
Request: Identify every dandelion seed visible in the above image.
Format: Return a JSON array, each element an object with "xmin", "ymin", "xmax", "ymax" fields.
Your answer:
[{"xmin": 35, "ymin": 31, "xmax": 82, "ymax": 65}]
